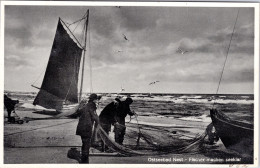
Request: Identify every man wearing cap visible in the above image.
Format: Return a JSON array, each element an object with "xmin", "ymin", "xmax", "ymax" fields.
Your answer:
[
  {"xmin": 98, "ymin": 98, "xmax": 120, "ymax": 151},
  {"xmin": 75, "ymin": 93, "xmax": 101, "ymax": 163},
  {"xmin": 114, "ymin": 97, "xmax": 135, "ymax": 145}
]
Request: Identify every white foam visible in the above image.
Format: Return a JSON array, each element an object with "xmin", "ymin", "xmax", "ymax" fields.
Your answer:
[
  {"xmin": 241, "ymin": 96, "xmax": 250, "ymax": 98},
  {"xmin": 193, "ymin": 96, "xmax": 202, "ymax": 99},
  {"xmin": 128, "ymin": 119, "xmax": 194, "ymax": 128},
  {"xmin": 131, "ymin": 96, "xmax": 254, "ymax": 105},
  {"xmin": 178, "ymin": 114, "xmax": 211, "ymax": 123},
  {"xmin": 213, "ymin": 99, "xmax": 253, "ymax": 104}
]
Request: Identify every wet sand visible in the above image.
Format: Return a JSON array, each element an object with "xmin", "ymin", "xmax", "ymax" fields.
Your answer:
[
  {"xmin": 4, "ymin": 109, "xmax": 248, "ymax": 164},
  {"xmin": 4, "ymin": 94, "xmax": 254, "ymax": 164}
]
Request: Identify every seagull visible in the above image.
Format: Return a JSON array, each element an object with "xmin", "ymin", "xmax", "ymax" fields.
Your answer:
[
  {"xmin": 120, "ymin": 86, "xmax": 125, "ymax": 92},
  {"xmin": 177, "ymin": 48, "xmax": 188, "ymax": 54},
  {"xmin": 122, "ymin": 34, "xmax": 129, "ymax": 41},
  {"xmin": 149, "ymin": 81, "xmax": 160, "ymax": 85},
  {"xmin": 117, "ymin": 50, "xmax": 123, "ymax": 53}
]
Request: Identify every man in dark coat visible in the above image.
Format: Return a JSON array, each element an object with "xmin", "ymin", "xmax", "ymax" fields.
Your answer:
[
  {"xmin": 114, "ymin": 97, "xmax": 135, "ymax": 145},
  {"xmin": 75, "ymin": 93, "xmax": 101, "ymax": 163},
  {"xmin": 98, "ymin": 98, "xmax": 120, "ymax": 151},
  {"xmin": 4, "ymin": 94, "xmax": 19, "ymax": 122}
]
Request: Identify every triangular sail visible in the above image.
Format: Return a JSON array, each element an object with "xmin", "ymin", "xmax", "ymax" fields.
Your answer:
[{"xmin": 33, "ymin": 19, "xmax": 83, "ymax": 110}]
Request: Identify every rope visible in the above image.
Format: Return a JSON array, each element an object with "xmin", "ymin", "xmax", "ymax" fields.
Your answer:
[
  {"xmin": 31, "ymin": 68, "xmax": 46, "ymax": 87},
  {"xmin": 88, "ymin": 15, "xmax": 93, "ymax": 93},
  {"xmin": 67, "ymin": 12, "xmax": 88, "ymax": 27},
  {"xmin": 133, "ymin": 113, "xmax": 142, "ymax": 146},
  {"xmin": 6, "ymin": 145, "xmax": 81, "ymax": 148},
  {"xmin": 4, "ymin": 119, "xmax": 77, "ymax": 137},
  {"xmin": 213, "ymin": 9, "xmax": 240, "ymax": 107},
  {"xmin": 60, "ymin": 19, "xmax": 84, "ymax": 50},
  {"xmin": 213, "ymin": 113, "xmax": 253, "ymax": 131},
  {"xmin": 71, "ymin": 19, "xmax": 83, "ymax": 34}
]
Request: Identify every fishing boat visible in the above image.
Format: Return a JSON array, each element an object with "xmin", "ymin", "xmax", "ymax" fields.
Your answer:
[
  {"xmin": 208, "ymin": 9, "xmax": 254, "ymax": 155},
  {"xmin": 32, "ymin": 10, "xmax": 90, "ymax": 117},
  {"xmin": 210, "ymin": 109, "xmax": 253, "ymax": 154}
]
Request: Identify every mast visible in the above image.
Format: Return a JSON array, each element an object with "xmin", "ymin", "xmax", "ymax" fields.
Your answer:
[{"xmin": 79, "ymin": 10, "xmax": 89, "ymax": 102}]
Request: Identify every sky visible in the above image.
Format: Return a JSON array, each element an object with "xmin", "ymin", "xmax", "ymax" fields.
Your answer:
[{"xmin": 3, "ymin": 4, "xmax": 256, "ymax": 94}]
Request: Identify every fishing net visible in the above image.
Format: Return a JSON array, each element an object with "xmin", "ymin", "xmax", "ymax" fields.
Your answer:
[{"xmin": 94, "ymin": 121, "xmax": 208, "ymax": 156}]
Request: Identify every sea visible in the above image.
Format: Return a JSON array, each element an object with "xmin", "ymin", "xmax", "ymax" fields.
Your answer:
[
  {"xmin": 3, "ymin": 91, "xmax": 255, "ymax": 164},
  {"xmin": 4, "ymin": 91, "xmax": 254, "ymax": 124}
]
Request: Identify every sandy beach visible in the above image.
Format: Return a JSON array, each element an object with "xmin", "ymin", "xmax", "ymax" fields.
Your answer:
[
  {"xmin": 3, "ymin": 116, "xmax": 216, "ymax": 164},
  {"xmin": 4, "ymin": 100, "xmax": 253, "ymax": 164}
]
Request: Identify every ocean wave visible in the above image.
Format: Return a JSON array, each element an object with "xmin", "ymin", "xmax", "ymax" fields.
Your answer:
[{"xmin": 178, "ymin": 114, "xmax": 212, "ymax": 123}]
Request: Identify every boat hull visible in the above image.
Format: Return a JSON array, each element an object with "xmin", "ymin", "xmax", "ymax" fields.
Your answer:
[
  {"xmin": 210, "ymin": 109, "xmax": 253, "ymax": 155},
  {"xmin": 56, "ymin": 104, "xmax": 80, "ymax": 118}
]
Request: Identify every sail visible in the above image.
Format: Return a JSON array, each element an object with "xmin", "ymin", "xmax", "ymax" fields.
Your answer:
[{"xmin": 33, "ymin": 19, "xmax": 83, "ymax": 110}]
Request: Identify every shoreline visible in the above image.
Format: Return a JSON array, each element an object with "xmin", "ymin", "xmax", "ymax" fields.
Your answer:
[{"xmin": 3, "ymin": 95, "xmax": 254, "ymax": 164}]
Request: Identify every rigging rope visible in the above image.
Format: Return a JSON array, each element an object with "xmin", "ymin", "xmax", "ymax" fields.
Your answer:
[
  {"xmin": 31, "ymin": 69, "xmax": 45, "ymax": 87},
  {"xmin": 88, "ymin": 15, "xmax": 93, "ymax": 93},
  {"xmin": 71, "ymin": 19, "xmax": 83, "ymax": 34},
  {"xmin": 213, "ymin": 9, "xmax": 240, "ymax": 108},
  {"xmin": 67, "ymin": 13, "xmax": 88, "ymax": 27},
  {"xmin": 5, "ymin": 115, "xmax": 210, "ymax": 156},
  {"xmin": 4, "ymin": 119, "xmax": 77, "ymax": 136}
]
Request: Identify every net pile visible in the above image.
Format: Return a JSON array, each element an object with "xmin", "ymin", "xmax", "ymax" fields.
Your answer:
[{"xmin": 96, "ymin": 122, "xmax": 208, "ymax": 156}]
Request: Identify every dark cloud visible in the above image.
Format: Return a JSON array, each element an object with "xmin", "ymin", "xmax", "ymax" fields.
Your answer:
[
  {"xmin": 89, "ymin": 8, "xmax": 119, "ymax": 39},
  {"xmin": 4, "ymin": 55, "xmax": 33, "ymax": 68},
  {"xmin": 146, "ymin": 66, "xmax": 254, "ymax": 84},
  {"xmin": 5, "ymin": 26, "xmax": 34, "ymax": 48},
  {"xmin": 4, "ymin": 5, "xmax": 255, "ymax": 93},
  {"xmin": 118, "ymin": 7, "xmax": 161, "ymax": 31},
  {"xmin": 207, "ymin": 24, "xmax": 254, "ymax": 55},
  {"xmin": 176, "ymin": 23, "xmax": 254, "ymax": 57}
]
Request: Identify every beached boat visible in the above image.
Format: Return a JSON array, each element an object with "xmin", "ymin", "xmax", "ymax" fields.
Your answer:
[
  {"xmin": 208, "ymin": 9, "xmax": 254, "ymax": 155},
  {"xmin": 32, "ymin": 10, "xmax": 90, "ymax": 117},
  {"xmin": 210, "ymin": 109, "xmax": 253, "ymax": 154}
]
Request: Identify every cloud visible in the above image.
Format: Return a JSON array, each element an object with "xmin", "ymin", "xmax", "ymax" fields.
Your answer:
[
  {"xmin": 5, "ymin": 22, "xmax": 34, "ymax": 48},
  {"xmin": 4, "ymin": 54, "xmax": 33, "ymax": 70},
  {"xmin": 118, "ymin": 7, "xmax": 159, "ymax": 31},
  {"xmin": 207, "ymin": 23, "xmax": 254, "ymax": 55},
  {"xmin": 4, "ymin": 6, "xmax": 255, "ymax": 93}
]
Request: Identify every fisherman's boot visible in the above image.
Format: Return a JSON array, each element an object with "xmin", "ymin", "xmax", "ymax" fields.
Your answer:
[
  {"xmin": 81, "ymin": 153, "xmax": 89, "ymax": 164},
  {"xmin": 101, "ymin": 142, "xmax": 106, "ymax": 152},
  {"xmin": 114, "ymin": 125, "xmax": 120, "ymax": 144},
  {"xmin": 118, "ymin": 126, "xmax": 126, "ymax": 145}
]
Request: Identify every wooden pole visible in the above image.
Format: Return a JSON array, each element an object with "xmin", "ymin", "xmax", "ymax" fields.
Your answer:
[{"xmin": 79, "ymin": 10, "xmax": 89, "ymax": 102}]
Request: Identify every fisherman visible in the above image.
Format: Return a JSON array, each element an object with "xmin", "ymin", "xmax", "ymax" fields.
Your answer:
[
  {"xmin": 75, "ymin": 93, "xmax": 101, "ymax": 163},
  {"xmin": 114, "ymin": 97, "xmax": 135, "ymax": 145},
  {"xmin": 206, "ymin": 123, "xmax": 219, "ymax": 145},
  {"xmin": 4, "ymin": 94, "xmax": 19, "ymax": 122},
  {"xmin": 98, "ymin": 98, "xmax": 120, "ymax": 151}
]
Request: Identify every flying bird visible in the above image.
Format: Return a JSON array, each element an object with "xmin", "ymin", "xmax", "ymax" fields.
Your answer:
[
  {"xmin": 120, "ymin": 85, "xmax": 125, "ymax": 92},
  {"xmin": 149, "ymin": 81, "xmax": 160, "ymax": 85},
  {"xmin": 122, "ymin": 34, "xmax": 129, "ymax": 41},
  {"xmin": 116, "ymin": 50, "xmax": 123, "ymax": 53},
  {"xmin": 177, "ymin": 48, "xmax": 188, "ymax": 54}
]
